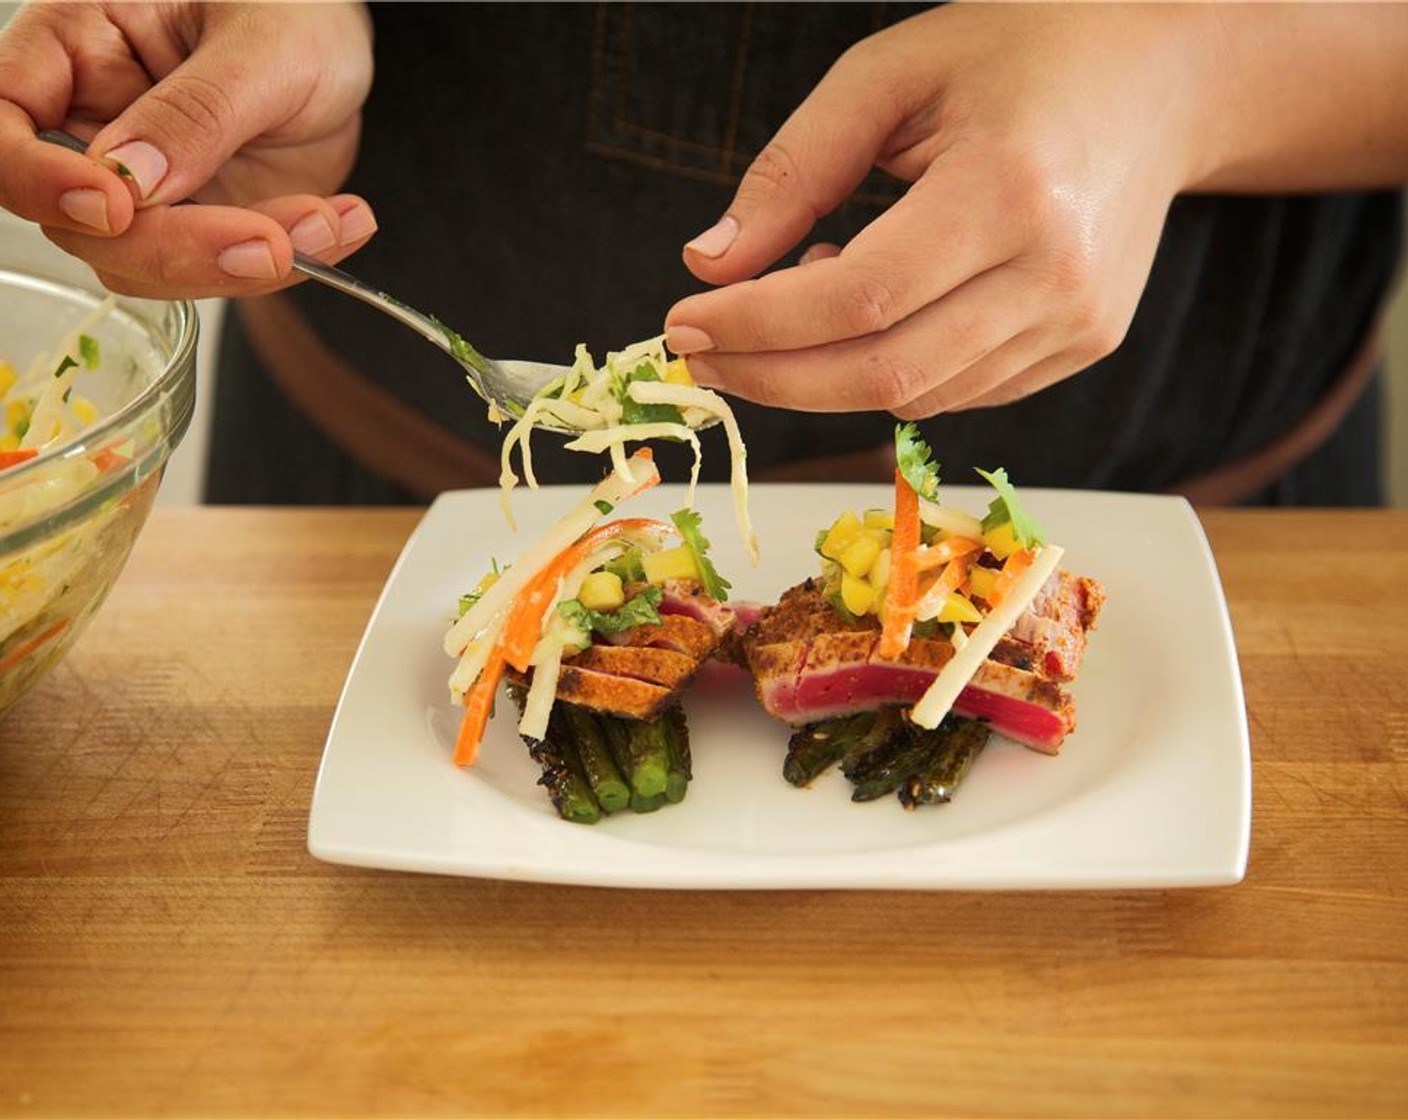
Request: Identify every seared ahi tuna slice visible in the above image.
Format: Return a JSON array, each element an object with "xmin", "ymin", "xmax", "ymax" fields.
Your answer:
[
  {"xmin": 513, "ymin": 601, "xmax": 726, "ymax": 724},
  {"xmin": 948, "ymin": 667, "xmax": 1074, "ymax": 753},
  {"xmin": 989, "ymin": 571, "xmax": 1106, "ymax": 681},
  {"xmin": 553, "ymin": 665, "xmax": 676, "ymax": 721},
  {"xmin": 657, "ymin": 579, "xmax": 737, "ymax": 638},
  {"xmin": 604, "ymin": 613, "xmax": 719, "ymax": 661},
  {"xmin": 567, "ymin": 645, "xmax": 697, "ymax": 689},
  {"xmin": 656, "ymin": 579, "xmax": 769, "ymax": 667},
  {"xmin": 765, "ymin": 638, "xmax": 1074, "ymax": 752},
  {"xmin": 741, "ymin": 580, "xmax": 1091, "ymax": 753}
]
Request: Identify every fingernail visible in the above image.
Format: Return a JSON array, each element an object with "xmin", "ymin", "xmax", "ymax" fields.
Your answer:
[
  {"xmin": 337, "ymin": 203, "xmax": 377, "ymax": 242},
  {"xmin": 289, "ymin": 212, "xmax": 337, "ymax": 255},
  {"xmin": 686, "ymin": 358, "xmax": 720, "ymax": 387},
  {"xmin": 57, "ymin": 188, "xmax": 110, "ymax": 233},
  {"xmin": 685, "ymin": 214, "xmax": 739, "ymax": 259},
  {"xmin": 218, "ymin": 238, "xmax": 279, "ymax": 280},
  {"xmin": 665, "ymin": 325, "xmax": 715, "ymax": 355},
  {"xmin": 101, "ymin": 141, "xmax": 168, "ymax": 200}
]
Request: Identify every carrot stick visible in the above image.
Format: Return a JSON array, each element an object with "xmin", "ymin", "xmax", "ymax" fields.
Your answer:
[
  {"xmin": 0, "ymin": 448, "xmax": 37, "ymax": 471},
  {"xmin": 453, "ymin": 515, "xmax": 674, "ymax": 764},
  {"xmin": 0, "ymin": 618, "xmax": 70, "ymax": 674},
  {"xmin": 453, "ymin": 650, "xmax": 506, "ymax": 767},
  {"xmin": 90, "ymin": 445, "xmax": 131, "ymax": 473},
  {"xmin": 498, "ymin": 517, "xmax": 669, "ymax": 671},
  {"xmin": 911, "ymin": 535, "xmax": 982, "ymax": 572},
  {"xmin": 989, "ymin": 548, "xmax": 1035, "ymax": 609},
  {"xmin": 914, "ymin": 554, "xmax": 975, "ymax": 619},
  {"xmin": 879, "ymin": 469, "xmax": 920, "ymax": 659}
]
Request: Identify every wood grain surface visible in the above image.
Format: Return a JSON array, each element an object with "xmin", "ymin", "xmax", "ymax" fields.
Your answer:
[{"xmin": 2, "ymin": 508, "xmax": 1406, "ymax": 1118}]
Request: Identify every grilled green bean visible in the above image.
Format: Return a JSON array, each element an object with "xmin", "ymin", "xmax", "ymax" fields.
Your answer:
[
  {"xmin": 899, "ymin": 717, "xmax": 990, "ymax": 808},
  {"xmin": 846, "ymin": 730, "xmax": 941, "ymax": 802},
  {"xmin": 630, "ymin": 789, "xmax": 667, "ymax": 813},
  {"xmin": 786, "ymin": 708, "xmax": 906, "ymax": 787},
  {"xmin": 532, "ymin": 713, "xmax": 602, "ymax": 825},
  {"xmin": 663, "ymin": 705, "xmax": 692, "ymax": 803},
  {"xmin": 623, "ymin": 718, "xmax": 671, "ymax": 798},
  {"xmin": 561, "ymin": 704, "xmax": 631, "ymax": 813}
]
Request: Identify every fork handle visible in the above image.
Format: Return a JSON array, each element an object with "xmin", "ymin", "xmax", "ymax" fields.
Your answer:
[
  {"xmin": 37, "ymin": 128, "xmax": 491, "ymax": 389},
  {"xmin": 285, "ymin": 253, "xmax": 457, "ymax": 360}
]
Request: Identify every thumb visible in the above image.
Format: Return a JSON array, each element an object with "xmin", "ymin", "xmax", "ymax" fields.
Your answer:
[
  {"xmin": 683, "ymin": 51, "xmax": 899, "ymax": 286},
  {"xmin": 83, "ymin": 18, "xmax": 306, "ymax": 206}
]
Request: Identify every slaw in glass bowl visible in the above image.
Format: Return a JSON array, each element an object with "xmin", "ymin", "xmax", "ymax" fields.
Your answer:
[{"xmin": 0, "ymin": 220, "xmax": 196, "ymax": 716}]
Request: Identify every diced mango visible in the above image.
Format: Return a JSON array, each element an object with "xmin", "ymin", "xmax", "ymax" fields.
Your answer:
[
  {"xmin": 819, "ymin": 510, "xmax": 862, "ymax": 561},
  {"xmin": 862, "ymin": 508, "xmax": 894, "ymax": 531},
  {"xmin": 967, "ymin": 564, "xmax": 999, "ymax": 603},
  {"xmin": 70, "ymin": 395, "xmax": 99, "ymax": 427},
  {"xmin": 0, "ymin": 361, "xmax": 16, "ymax": 396},
  {"xmin": 838, "ymin": 532, "xmax": 883, "ymax": 578},
  {"xmin": 663, "ymin": 358, "xmax": 695, "ymax": 387},
  {"xmin": 840, "ymin": 571, "xmax": 875, "ymax": 616},
  {"xmin": 643, "ymin": 545, "xmax": 700, "ymax": 584},
  {"xmin": 936, "ymin": 593, "xmax": 983, "ymax": 624},
  {"xmin": 578, "ymin": 570, "xmax": 625, "ymax": 611},
  {"xmin": 869, "ymin": 547, "xmax": 892, "ymax": 601},
  {"xmin": 6, "ymin": 398, "xmax": 31, "ymax": 431},
  {"xmin": 983, "ymin": 520, "xmax": 1019, "ymax": 560}
]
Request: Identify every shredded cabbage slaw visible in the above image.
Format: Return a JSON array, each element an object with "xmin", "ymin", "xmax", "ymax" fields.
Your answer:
[
  {"xmin": 494, "ymin": 335, "xmax": 758, "ymax": 564},
  {"xmin": 446, "ymin": 450, "xmax": 667, "ymax": 755},
  {"xmin": 1, "ymin": 296, "xmax": 114, "ymax": 464},
  {"xmin": 1, "ymin": 298, "xmax": 132, "ymax": 699}
]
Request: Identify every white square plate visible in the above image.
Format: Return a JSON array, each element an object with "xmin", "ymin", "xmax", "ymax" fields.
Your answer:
[{"xmin": 308, "ymin": 484, "xmax": 1250, "ymax": 889}]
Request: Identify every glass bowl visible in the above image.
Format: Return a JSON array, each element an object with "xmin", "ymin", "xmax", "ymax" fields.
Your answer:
[{"xmin": 0, "ymin": 219, "xmax": 196, "ymax": 716}]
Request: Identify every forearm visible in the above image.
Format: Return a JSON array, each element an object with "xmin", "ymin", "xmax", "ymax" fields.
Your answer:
[{"xmin": 1185, "ymin": 3, "xmax": 1408, "ymax": 193}]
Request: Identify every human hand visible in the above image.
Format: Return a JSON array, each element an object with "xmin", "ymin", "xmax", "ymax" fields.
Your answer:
[
  {"xmin": 0, "ymin": 2, "xmax": 376, "ymax": 298},
  {"xmin": 663, "ymin": 5, "xmax": 1214, "ymax": 419}
]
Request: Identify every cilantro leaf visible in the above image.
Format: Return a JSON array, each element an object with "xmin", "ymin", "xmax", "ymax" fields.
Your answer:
[
  {"xmin": 78, "ymin": 334, "xmax": 100, "ymax": 370},
  {"xmin": 555, "ymin": 599, "xmax": 594, "ymax": 643},
  {"xmin": 603, "ymin": 546, "xmax": 646, "ymax": 583},
  {"xmin": 670, "ymin": 507, "xmax": 732, "ymax": 601},
  {"xmin": 558, "ymin": 584, "xmax": 663, "ymax": 637},
  {"xmin": 619, "ymin": 362, "xmax": 685, "ymax": 427},
  {"xmin": 427, "ymin": 313, "xmax": 491, "ymax": 377},
  {"xmin": 894, "ymin": 422, "xmax": 940, "ymax": 500},
  {"xmin": 975, "ymin": 467, "xmax": 1046, "ymax": 548},
  {"xmin": 594, "ymin": 499, "xmax": 614, "ymax": 515},
  {"xmin": 593, "ymin": 585, "xmax": 663, "ymax": 634}
]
